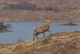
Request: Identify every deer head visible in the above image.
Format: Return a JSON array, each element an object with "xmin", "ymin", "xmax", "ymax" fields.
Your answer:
[{"xmin": 43, "ymin": 14, "xmax": 53, "ymax": 23}]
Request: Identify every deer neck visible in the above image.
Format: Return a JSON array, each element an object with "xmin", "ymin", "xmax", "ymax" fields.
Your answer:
[
  {"xmin": 46, "ymin": 21, "xmax": 50, "ymax": 27},
  {"xmin": 47, "ymin": 20, "xmax": 50, "ymax": 24}
]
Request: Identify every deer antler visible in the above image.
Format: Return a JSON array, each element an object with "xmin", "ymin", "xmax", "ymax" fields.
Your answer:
[{"xmin": 43, "ymin": 13, "xmax": 53, "ymax": 21}]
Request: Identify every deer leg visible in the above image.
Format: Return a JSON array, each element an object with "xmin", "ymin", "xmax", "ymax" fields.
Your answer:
[
  {"xmin": 33, "ymin": 33, "xmax": 36, "ymax": 40},
  {"xmin": 33, "ymin": 33, "xmax": 39, "ymax": 40},
  {"xmin": 35, "ymin": 33, "xmax": 39, "ymax": 39},
  {"xmin": 36, "ymin": 35, "xmax": 38, "ymax": 39},
  {"xmin": 48, "ymin": 30, "xmax": 51, "ymax": 35},
  {"xmin": 43, "ymin": 32, "xmax": 45, "ymax": 38}
]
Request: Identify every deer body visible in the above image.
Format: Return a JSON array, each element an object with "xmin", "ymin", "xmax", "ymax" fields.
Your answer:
[{"xmin": 33, "ymin": 19, "xmax": 51, "ymax": 40}]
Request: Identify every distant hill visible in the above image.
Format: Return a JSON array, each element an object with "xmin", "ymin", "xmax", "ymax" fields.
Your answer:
[
  {"xmin": 0, "ymin": 0, "xmax": 80, "ymax": 21},
  {"xmin": 0, "ymin": 0, "xmax": 80, "ymax": 10}
]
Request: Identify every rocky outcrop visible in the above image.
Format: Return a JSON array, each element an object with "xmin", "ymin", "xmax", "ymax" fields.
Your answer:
[{"xmin": 0, "ymin": 22, "xmax": 12, "ymax": 32}]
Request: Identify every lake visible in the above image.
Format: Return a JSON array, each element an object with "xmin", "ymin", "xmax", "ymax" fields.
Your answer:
[{"xmin": 0, "ymin": 22, "xmax": 80, "ymax": 44}]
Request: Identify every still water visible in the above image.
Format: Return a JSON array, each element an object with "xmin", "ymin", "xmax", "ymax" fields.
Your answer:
[{"xmin": 0, "ymin": 22, "xmax": 80, "ymax": 43}]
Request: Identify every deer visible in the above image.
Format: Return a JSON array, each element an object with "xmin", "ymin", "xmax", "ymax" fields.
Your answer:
[{"xmin": 33, "ymin": 16, "xmax": 52, "ymax": 40}]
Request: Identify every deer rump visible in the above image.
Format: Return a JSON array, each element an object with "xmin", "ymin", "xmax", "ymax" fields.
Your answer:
[{"xmin": 34, "ymin": 24, "xmax": 50, "ymax": 33}]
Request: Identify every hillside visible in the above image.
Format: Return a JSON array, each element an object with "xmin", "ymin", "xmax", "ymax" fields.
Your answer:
[
  {"xmin": 0, "ymin": 0, "xmax": 80, "ymax": 21},
  {"xmin": 1, "ymin": 0, "xmax": 80, "ymax": 11},
  {"xmin": 0, "ymin": 31, "xmax": 80, "ymax": 54}
]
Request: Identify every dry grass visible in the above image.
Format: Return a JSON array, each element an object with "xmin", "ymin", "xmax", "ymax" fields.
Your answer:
[
  {"xmin": 0, "ymin": 9, "xmax": 80, "ymax": 22},
  {"xmin": 0, "ymin": 31, "xmax": 80, "ymax": 54}
]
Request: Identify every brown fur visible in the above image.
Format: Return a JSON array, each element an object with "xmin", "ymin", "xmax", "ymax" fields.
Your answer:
[{"xmin": 33, "ymin": 20, "xmax": 51, "ymax": 40}]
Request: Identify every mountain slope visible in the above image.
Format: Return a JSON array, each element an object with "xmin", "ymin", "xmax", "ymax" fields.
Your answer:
[
  {"xmin": 1, "ymin": 0, "xmax": 80, "ymax": 9},
  {"xmin": 0, "ymin": 0, "xmax": 80, "ymax": 21},
  {"xmin": 0, "ymin": 31, "xmax": 80, "ymax": 54}
]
